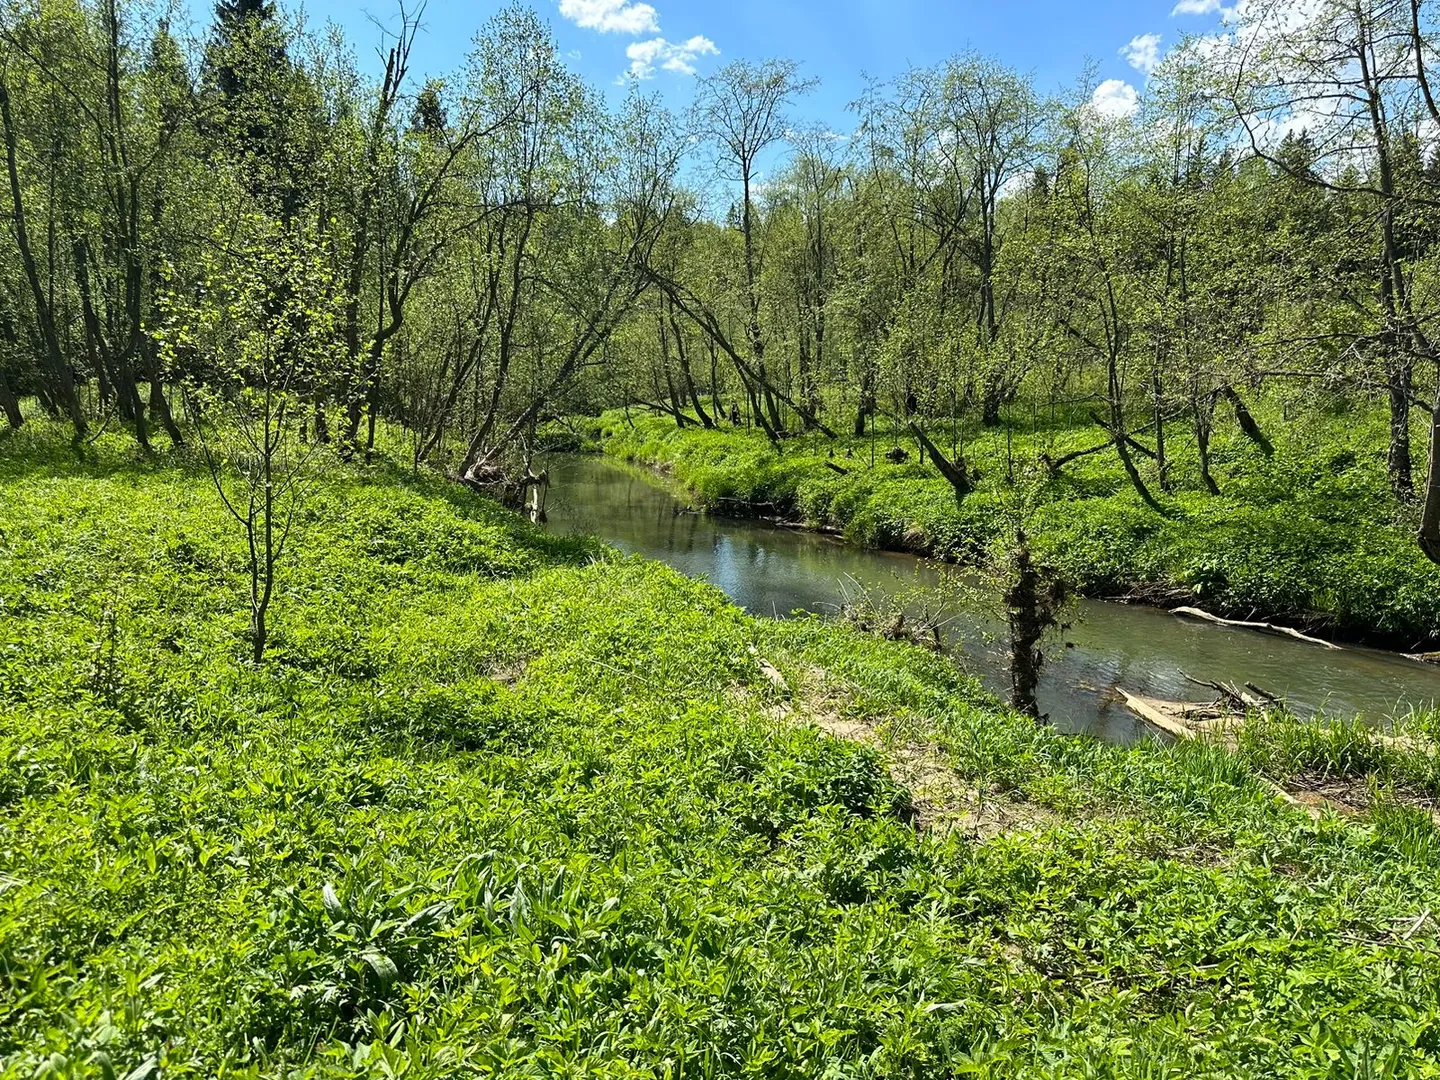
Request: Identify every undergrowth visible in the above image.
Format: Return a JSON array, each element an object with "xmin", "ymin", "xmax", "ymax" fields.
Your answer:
[{"xmin": 3, "ymin": 421, "xmax": 1440, "ymax": 1077}]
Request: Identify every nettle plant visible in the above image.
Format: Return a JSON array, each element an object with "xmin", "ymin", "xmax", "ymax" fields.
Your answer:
[{"xmin": 155, "ymin": 216, "xmax": 348, "ymax": 662}]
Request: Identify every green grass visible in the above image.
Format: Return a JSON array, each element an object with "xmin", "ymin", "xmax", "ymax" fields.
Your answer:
[
  {"xmin": 6, "ymin": 420, "xmax": 1440, "ymax": 1077},
  {"xmin": 597, "ymin": 397, "xmax": 1440, "ymax": 648}
]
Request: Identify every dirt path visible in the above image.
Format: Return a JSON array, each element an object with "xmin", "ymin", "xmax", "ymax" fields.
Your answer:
[{"xmin": 749, "ymin": 654, "xmax": 1055, "ymax": 838}]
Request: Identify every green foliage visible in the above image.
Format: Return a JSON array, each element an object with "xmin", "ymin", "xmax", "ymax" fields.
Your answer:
[
  {"xmin": 4, "ymin": 423, "xmax": 1440, "ymax": 1076},
  {"xmin": 602, "ymin": 400, "xmax": 1440, "ymax": 647}
]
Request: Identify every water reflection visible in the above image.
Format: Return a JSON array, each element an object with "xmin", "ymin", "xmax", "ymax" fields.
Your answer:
[{"xmin": 541, "ymin": 454, "xmax": 1440, "ymax": 741}]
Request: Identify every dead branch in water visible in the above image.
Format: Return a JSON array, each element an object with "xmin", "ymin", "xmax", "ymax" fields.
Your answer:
[
  {"xmin": 1171, "ymin": 606, "xmax": 1341, "ymax": 650},
  {"xmin": 1181, "ymin": 673, "xmax": 1282, "ymax": 711}
]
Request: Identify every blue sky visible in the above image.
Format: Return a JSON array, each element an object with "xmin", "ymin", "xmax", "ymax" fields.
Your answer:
[{"xmin": 185, "ymin": 0, "xmax": 1234, "ymax": 128}]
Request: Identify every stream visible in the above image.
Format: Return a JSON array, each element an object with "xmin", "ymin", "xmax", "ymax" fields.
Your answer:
[{"xmin": 540, "ymin": 453, "xmax": 1440, "ymax": 742}]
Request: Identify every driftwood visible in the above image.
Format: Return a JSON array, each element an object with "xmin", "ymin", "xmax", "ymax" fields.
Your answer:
[
  {"xmin": 460, "ymin": 462, "xmax": 549, "ymax": 518},
  {"xmin": 1118, "ymin": 688, "xmax": 1438, "ymax": 759},
  {"xmin": 460, "ymin": 461, "xmax": 507, "ymax": 492},
  {"xmin": 1119, "ymin": 690, "xmax": 1198, "ymax": 740},
  {"xmin": 1171, "ymin": 606, "xmax": 1341, "ymax": 650},
  {"xmin": 1181, "ymin": 674, "xmax": 1281, "ymax": 711},
  {"xmin": 1374, "ymin": 732, "xmax": 1438, "ymax": 754}
]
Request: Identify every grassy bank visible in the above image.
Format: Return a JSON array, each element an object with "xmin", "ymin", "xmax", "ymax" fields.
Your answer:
[
  {"xmin": 596, "ymin": 401, "xmax": 1440, "ymax": 650},
  {"xmin": 7, "ymin": 422, "xmax": 1440, "ymax": 1076}
]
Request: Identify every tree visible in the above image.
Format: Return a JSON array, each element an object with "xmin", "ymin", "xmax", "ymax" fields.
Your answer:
[
  {"xmin": 1041, "ymin": 85, "xmax": 1166, "ymax": 512},
  {"xmin": 934, "ymin": 54, "xmax": 1043, "ymax": 425},
  {"xmin": 155, "ymin": 216, "xmax": 345, "ymax": 662},
  {"xmin": 692, "ymin": 58, "xmax": 816, "ymax": 437},
  {"xmin": 458, "ymin": 80, "xmax": 687, "ymax": 480}
]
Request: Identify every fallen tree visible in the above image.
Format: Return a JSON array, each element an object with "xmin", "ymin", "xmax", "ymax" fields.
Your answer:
[{"xmin": 1170, "ymin": 606, "xmax": 1341, "ymax": 650}]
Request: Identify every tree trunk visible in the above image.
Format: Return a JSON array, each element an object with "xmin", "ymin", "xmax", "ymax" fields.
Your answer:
[
  {"xmin": 1419, "ymin": 376, "xmax": 1440, "ymax": 564},
  {"xmin": 1219, "ymin": 385, "xmax": 1274, "ymax": 457},
  {"xmin": 0, "ymin": 80, "xmax": 85, "ymax": 439},
  {"xmin": 854, "ymin": 366, "xmax": 874, "ymax": 437},
  {"xmin": 1193, "ymin": 388, "xmax": 1219, "ymax": 496},
  {"xmin": 75, "ymin": 236, "xmax": 149, "ymax": 450},
  {"xmin": 909, "ymin": 420, "xmax": 972, "ymax": 502},
  {"xmin": 1153, "ymin": 363, "xmax": 1171, "ymax": 494},
  {"xmin": 678, "ymin": 352, "xmax": 713, "ymax": 428},
  {"xmin": 145, "ymin": 354, "xmax": 184, "ymax": 447},
  {"xmin": 656, "ymin": 314, "xmax": 689, "ymax": 428},
  {"xmin": 1113, "ymin": 433, "xmax": 1164, "ymax": 514},
  {"xmin": 0, "ymin": 368, "xmax": 21, "ymax": 429},
  {"xmin": 667, "ymin": 304, "xmax": 712, "ymax": 427},
  {"xmin": 1357, "ymin": 34, "xmax": 1414, "ymax": 501},
  {"xmin": 980, "ymin": 377, "xmax": 1003, "ymax": 427},
  {"xmin": 1005, "ymin": 530, "xmax": 1064, "ymax": 721},
  {"xmin": 1387, "ymin": 352, "xmax": 1415, "ymax": 501}
]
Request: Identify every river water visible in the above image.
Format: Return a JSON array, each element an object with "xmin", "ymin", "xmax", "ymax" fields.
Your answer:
[{"xmin": 541, "ymin": 453, "xmax": 1440, "ymax": 741}]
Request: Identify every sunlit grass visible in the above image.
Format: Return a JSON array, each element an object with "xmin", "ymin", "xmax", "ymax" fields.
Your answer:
[{"xmin": 4, "ymin": 421, "xmax": 1440, "ymax": 1077}]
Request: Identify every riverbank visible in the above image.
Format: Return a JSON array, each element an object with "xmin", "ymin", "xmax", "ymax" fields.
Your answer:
[
  {"xmin": 595, "ymin": 405, "xmax": 1440, "ymax": 651},
  {"xmin": 7, "ymin": 420, "xmax": 1440, "ymax": 1075},
  {"xmin": 538, "ymin": 452, "xmax": 1440, "ymax": 734}
]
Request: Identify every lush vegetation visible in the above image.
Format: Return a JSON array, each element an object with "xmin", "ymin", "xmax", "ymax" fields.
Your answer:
[
  {"xmin": 5, "ymin": 0, "xmax": 1440, "ymax": 631},
  {"xmin": 9, "ymin": 0, "xmax": 1440, "ymax": 1072},
  {"xmin": 4, "ymin": 422, "xmax": 1440, "ymax": 1077},
  {"xmin": 599, "ymin": 393, "xmax": 1440, "ymax": 648}
]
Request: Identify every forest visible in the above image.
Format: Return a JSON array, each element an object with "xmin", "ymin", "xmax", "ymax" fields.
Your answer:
[
  {"xmin": 9, "ymin": 0, "xmax": 1440, "ymax": 1075},
  {"xmin": 5, "ymin": 0, "xmax": 1440, "ymax": 641}
]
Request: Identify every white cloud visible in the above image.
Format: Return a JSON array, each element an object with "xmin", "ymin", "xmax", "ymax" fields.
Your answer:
[
  {"xmin": 625, "ymin": 34, "xmax": 718, "ymax": 79},
  {"xmin": 1090, "ymin": 79, "xmax": 1139, "ymax": 118},
  {"xmin": 559, "ymin": 0, "xmax": 659, "ymax": 35},
  {"xmin": 561, "ymin": 0, "xmax": 717, "ymax": 83},
  {"xmin": 1171, "ymin": 0, "xmax": 1223, "ymax": 14},
  {"xmin": 1122, "ymin": 33, "xmax": 1162, "ymax": 74}
]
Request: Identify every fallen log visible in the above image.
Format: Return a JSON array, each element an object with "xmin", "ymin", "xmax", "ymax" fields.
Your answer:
[
  {"xmin": 1118, "ymin": 690, "xmax": 1198, "ymax": 740},
  {"xmin": 1171, "ymin": 607, "xmax": 1341, "ymax": 650},
  {"xmin": 1259, "ymin": 776, "xmax": 1322, "ymax": 818},
  {"xmin": 1041, "ymin": 440, "xmax": 1112, "ymax": 475},
  {"xmin": 1219, "ymin": 384, "xmax": 1275, "ymax": 456},
  {"xmin": 908, "ymin": 421, "xmax": 974, "ymax": 498},
  {"xmin": 1373, "ymin": 731, "xmax": 1439, "ymax": 755},
  {"xmin": 1118, "ymin": 688, "xmax": 1439, "ymax": 759},
  {"xmin": 1244, "ymin": 681, "xmax": 1282, "ymax": 705}
]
